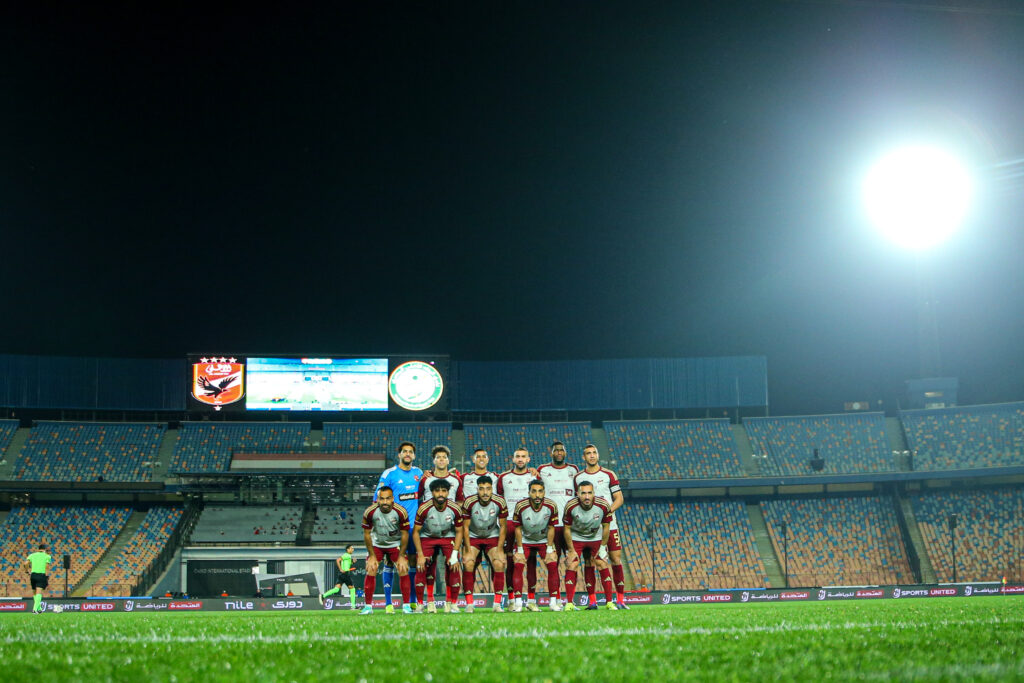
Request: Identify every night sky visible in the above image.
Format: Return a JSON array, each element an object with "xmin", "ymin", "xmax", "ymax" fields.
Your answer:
[{"xmin": 2, "ymin": 1, "xmax": 1023, "ymax": 415}]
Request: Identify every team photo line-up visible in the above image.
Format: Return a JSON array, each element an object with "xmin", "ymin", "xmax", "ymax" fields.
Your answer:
[{"xmin": 349, "ymin": 440, "xmax": 628, "ymax": 614}]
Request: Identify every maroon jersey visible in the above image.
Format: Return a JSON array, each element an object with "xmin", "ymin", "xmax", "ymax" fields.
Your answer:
[
  {"xmin": 562, "ymin": 497, "xmax": 612, "ymax": 543},
  {"xmin": 462, "ymin": 494, "xmax": 508, "ymax": 539},
  {"xmin": 418, "ymin": 470, "xmax": 464, "ymax": 503},
  {"xmin": 574, "ymin": 467, "xmax": 621, "ymax": 529},
  {"xmin": 414, "ymin": 500, "xmax": 463, "ymax": 539},
  {"xmin": 538, "ymin": 463, "xmax": 579, "ymax": 527},
  {"xmin": 362, "ymin": 503, "xmax": 409, "ymax": 549},
  {"xmin": 461, "ymin": 469, "xmax": 498, "ymax": 496},
  {"xmin": 496, "ymin": 470, "xmax": 534, "ymax": 509},
  {"xmin": 512, "ymin": 498, "xmax": 559, "ymax": 545}
]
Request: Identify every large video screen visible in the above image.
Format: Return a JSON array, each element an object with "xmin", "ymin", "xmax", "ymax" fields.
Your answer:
[
  {"xmin": 187, "ymin": 354, "xmax": 448, "ymax": 413},
  {"xmin": 246, "ymin": 357, "xmax": 388, "ymax": 411}
]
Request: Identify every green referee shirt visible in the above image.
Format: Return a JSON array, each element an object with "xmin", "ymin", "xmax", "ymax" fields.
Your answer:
[
  {"xmin": 27, "ymin": 551, "xmax": 52, "ymax": 574},
  {"xmin": 339, "ymin": 553, "xmax": 353, "ymax": 572}
]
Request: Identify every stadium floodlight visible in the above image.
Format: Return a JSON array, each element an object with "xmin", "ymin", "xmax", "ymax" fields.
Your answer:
[{"xmin": 862, "ymin": 145, "xmax": 972, "ymax": 249}]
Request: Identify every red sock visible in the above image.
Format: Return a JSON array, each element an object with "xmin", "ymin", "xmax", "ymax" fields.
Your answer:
[
  {"xmin": 415, "ymin": 575, "xmax": 425, "ymax": 604},
  {"xmin": 399, "ymin": 574, "xmax": 411, "ymax": 604},
  {"xmin": 585, "ymin": 564, "xmax": 596, "ymax": 597},
  {"xmin": 546, "ymin": 561, "xmax": 560, "ymax": 599},
  {"xmin": 447, "ymin": 566, "xmax": 461, "ymax": 599},
  {"xmin": 565, "ymin": 569, "xmax": 577, "ymax": 603},
  {"xmin": 506, "ymin": 558, "xmax": 515, "ymax": 599},
  {"xmin": 463, "ymin": 569, "xmax": 475, "ymax": 598},
  {"xmin": 426, "ymin": 584, "xmax": 435, "ymax": 602},
  {"xmin": 512, "ymin": 562, "xmax": 524, "ymax": 597},
  {"xmin": 527, "ymin": 555, "xmax": 538, "ymax": 598},
  {"xmin": 364, "ymin": 574, "xmax": 376, "ymax": 603},
  {"xmin": 600, "ymin": 567, "xmax": 615, "ymax": 603},
  {"xmin": 613, "ymin": 564, "xmax": 625, "ymax": 602},
  {"xmin": 492, "ymin": 567, "xmax": 505, "ymax": 595}
]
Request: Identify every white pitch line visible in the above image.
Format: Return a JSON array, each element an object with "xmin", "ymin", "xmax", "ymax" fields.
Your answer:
[{"xmin": 1, "ymin": 615, "xmax": 1019, "ymax": 646}]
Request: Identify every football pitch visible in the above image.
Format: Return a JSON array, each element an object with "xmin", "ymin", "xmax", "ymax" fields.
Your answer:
[{"xmin": 1, "ymin": 597, "xmax": 1022, "ymax": 682}]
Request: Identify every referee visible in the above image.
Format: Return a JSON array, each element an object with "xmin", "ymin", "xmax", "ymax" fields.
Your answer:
[
  {"xmin": 23, "ymin": 543, "xmax": 52, "ymax": 614},
  {"xmin": 320, "ymin": 545, "xmax": 357, "ymax": 609}
]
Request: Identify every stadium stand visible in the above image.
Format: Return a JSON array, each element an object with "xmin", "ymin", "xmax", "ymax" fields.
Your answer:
[
  {"xmin": 911, "ymin": 488, "xmax": 1024, "ymax": 582},
  {"xmin": 13, "ymin": 421, "xmax": 166, "ymax": 482},
  {"xmin": 0, "ymin": 505, "xmax": 131, "ymax": 597},
  {"xmin": 88, "ymin": 506, "xmax": 185, "ymax": 596},
  {"xmin": 463, "ymin": 422, "xmax": 592, "ymax": 467},
  {"xmin": 170, "ymin": 422, "xmax": 310, "ymax": 474},
  {"xmin": 761, "ymin": 496, "xmax": 912, "ymax": 586},
  {"xmin": 744, "ymin": 413, "xmax": 893, "ymax": 476},
  {"xmin": 900, "ymin": 402, "xmax": 1024, "ymax": 470},
  {"xmin": 617, "ymin": 500, "xmax": 769, "ymax": 590},
  {"xmin": 322, "ymin": 422, "xmax": 452, "ymax": 458},
  {"xmin": 190, "ymin": 505, "xmax": 303, "ymax": 544},
  {"xmin": 0, "ymin": 419, "xmax": 19, "ymax": 456},
  {"xmin": 605, "ymin": 419, "xmax": 745, "ymax": 480},
  {"xmin": 311, "ymin": 505, "xmax": 365, "ymax": 543}
]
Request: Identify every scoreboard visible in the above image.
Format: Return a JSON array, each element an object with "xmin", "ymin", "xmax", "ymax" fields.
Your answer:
[{"xmin": 187, "ymin": 354, "xmax": 448, "ymax": 413}]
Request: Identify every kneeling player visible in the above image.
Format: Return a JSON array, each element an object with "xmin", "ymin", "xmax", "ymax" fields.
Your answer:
[
  {"xmin": 361, "ymin": 487, "xmax": 412, "ymax": 614},
  {"xmin": 511, "ymin": 479, "xmax": 563, "ymax": 611},
  {"xmin": 461, "ymin": 476, "xmax": 508, "ymax": 613},
  {"xmin": 414, "ymin": 479, "xmax": 464, "ymax": 613},
  {"xmin": 563, "ymin": 481, "xmax": 617, "ymax": 610}
]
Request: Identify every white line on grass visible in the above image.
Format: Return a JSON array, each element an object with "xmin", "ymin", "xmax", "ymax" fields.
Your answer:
[{"xmin": 2, "ymin": 615, "xmax": 1020, "ymax": 646}]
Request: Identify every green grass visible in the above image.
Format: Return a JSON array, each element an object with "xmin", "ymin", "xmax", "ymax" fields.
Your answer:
[{"xmin": 1, "ymin": 598, "xmax": 1022, "ymax": 682}]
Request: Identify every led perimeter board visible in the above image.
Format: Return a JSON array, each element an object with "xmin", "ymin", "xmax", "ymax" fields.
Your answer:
[{"xmin": 187, "ymin": 355, "xmax": 448, "ymax": 413}]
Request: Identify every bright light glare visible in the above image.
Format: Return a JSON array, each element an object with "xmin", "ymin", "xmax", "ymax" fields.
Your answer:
[{"xmin": 863, "ymin": 146, "xmax": 972, "ymax": 249}]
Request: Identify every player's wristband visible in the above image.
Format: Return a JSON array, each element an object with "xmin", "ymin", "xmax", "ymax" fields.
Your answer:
[
  {"xmin": 516, "ymin": 547, "xmax": 524, "ymax": 555},
  {"xmin": 546, "ymin": 545, "xmax": 556, "ymax": 555}
]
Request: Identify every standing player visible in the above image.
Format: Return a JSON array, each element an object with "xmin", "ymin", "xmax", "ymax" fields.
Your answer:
[
  {"xmin": 375, "ymin": 441, "xmax": 423, "ymax": 611},
  {"xmin": 320, "ymin": 544, "xmax": 357, "ymax": 609},
  {"xmin": 23, "ymin": 543, "xmax": 52, "ymax": 614},
  {"xmin": 535, "ymin": 441, "xmax": 578, "ymax": 608},
  {"xmin": 461, "ymin": 475, "xmax": 508, "ymax": 613},
  {"xmin": 496, "ymin": 447, "xmax": 534, "ymax": 605},
  {"xmin": 563, "ymin": 481, "xmax": 617, "ymax": 610},
  {"xmin": 461, "ymin": 448, "xmax": 498, "ymax": 495},
  {"xmin": 574, "ymin": 444, "xmax": 627, "ymax": 609},
  {"xmin": 418, "ymin": 445, "xmax": 463, "ymax": 602},
  {"xmin": 419, "ymin": 446, "xmax": 464, "ymax": 503},
  {"xmin": 360, "ymin": 486, "xmax": 412, "ymax": 615},
  {"xmin": 511, "ymin": 479, "xmax": 563, "ymax": 611},
  {"xmin": 413, "ymin": 479, "xmax": 464, "ymax": 613}
]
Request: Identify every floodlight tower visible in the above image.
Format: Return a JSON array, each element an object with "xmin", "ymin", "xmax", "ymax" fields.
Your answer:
[{"xmin": 863, "ymin": 146, "xmax": 972, "ymax": 377}]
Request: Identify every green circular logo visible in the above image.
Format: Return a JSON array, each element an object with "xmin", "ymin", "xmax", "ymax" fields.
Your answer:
[{"xmin": 389, "ymin": 361, "xmax": 444, "ymax": 411}]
